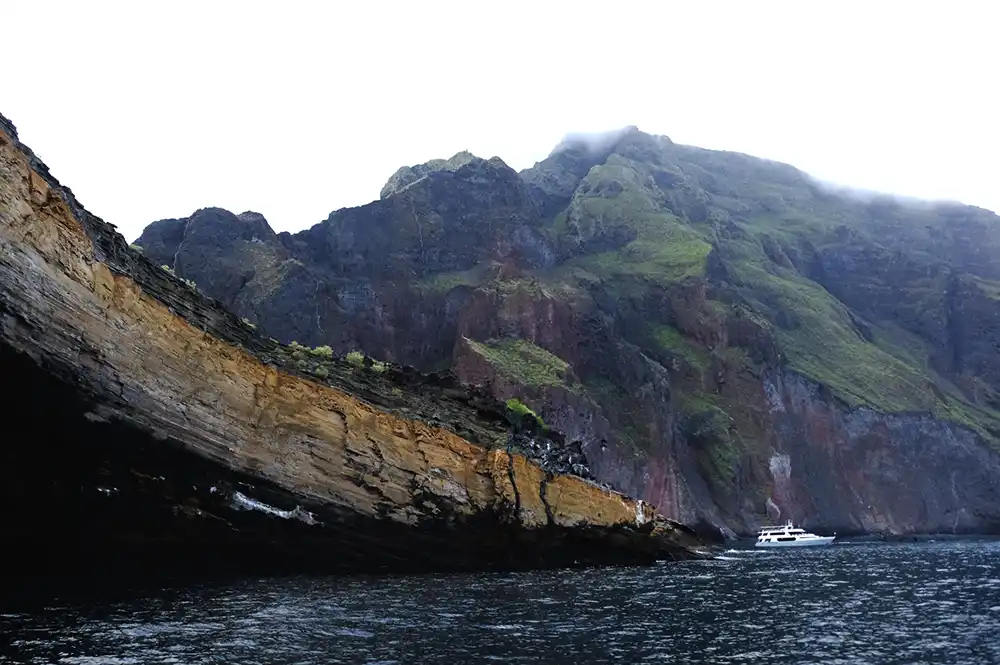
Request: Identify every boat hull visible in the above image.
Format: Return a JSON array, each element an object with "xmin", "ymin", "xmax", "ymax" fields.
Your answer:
[{"xmin": 755, "ymin": 537, "xmax": 835, "ymax": 548}]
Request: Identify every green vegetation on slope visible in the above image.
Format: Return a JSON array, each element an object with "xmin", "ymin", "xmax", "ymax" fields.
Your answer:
[
  {"xmin": 648, "ymin": 323, "xmax": 710, "ymax": 370},
  {"xmin": 560, "ymin": 159, "xmax": 713, "ymax": 285},
  {"xmin": 466, "ymin": 338, "xmax": 576, "ymax": 390},
  {"xmin": 571, "ymin": 219, "xmax": 712, "ymax": 284},
  {"xmin": 414, "ymin": 265, "xmax": 488, "ymax": 293},
  {"xmin": 680, "ymin": 403, "xmax": 739, "ymax": 497},
  {"xmin": 721, "ymin": 238, "xmax": 936, "ymax": 411},
  {"xmin": 533, "ymin": 131, "xmax": 1000, "ymax": 443}
]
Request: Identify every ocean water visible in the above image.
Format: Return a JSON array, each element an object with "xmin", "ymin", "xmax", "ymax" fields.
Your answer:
[{"xmin": 3, "ymin": 539, "xmax": 999, "ymax": 664}]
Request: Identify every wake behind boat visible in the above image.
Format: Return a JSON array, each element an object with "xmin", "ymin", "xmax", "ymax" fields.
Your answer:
[{"xmin": 755, "ymin": 520, "xmax": 835, "ymax": 547}]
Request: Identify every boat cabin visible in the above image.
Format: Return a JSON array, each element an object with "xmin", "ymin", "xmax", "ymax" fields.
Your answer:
[
  {"xmin": 757, "ymin": 520, "xmax": 807, "ymax": 543},
  {"xmin": 757, "ymin": 527, "xmax": 805, "ymax": 542}
]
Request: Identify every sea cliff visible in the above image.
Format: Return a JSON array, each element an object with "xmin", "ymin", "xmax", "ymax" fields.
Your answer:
[{"xmin": 0, "ymin": 114, "xmax": 701, "ymax": 577}]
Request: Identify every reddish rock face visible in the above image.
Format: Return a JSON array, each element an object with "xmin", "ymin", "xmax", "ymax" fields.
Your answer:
[{"xmin": 758, "ymin": 372, "xmax": 1000, "ymax": 535}]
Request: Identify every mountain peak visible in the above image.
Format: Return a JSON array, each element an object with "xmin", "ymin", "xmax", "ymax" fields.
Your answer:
[
  {"xmin": 547, "ymin": 125, "xmax": 661, "ymax": 159},
  {"xmin": 519, "ymin": 126, "xmax": 661, "ymax": 219},
  {"xmin": 379, "ymin": 150, "xmax": 483, "ymax": 199},
  {"xmin": 237, "ymin": 210, "xmax": 269, "ymax": 225}
]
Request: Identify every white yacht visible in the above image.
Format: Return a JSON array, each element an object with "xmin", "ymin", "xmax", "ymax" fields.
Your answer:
[{"xmin": 755, "ymin": 520, "xmax": 835, "ymax": 547}]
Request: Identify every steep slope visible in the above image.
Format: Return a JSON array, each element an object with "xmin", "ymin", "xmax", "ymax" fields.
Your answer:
[
  {"xmin": 135, "ymin": 128, "xmax": 1000, "ymax": 537},
  {"xmin": 0, "ymin": 114, "xmax": 703, "ymax": 580}
]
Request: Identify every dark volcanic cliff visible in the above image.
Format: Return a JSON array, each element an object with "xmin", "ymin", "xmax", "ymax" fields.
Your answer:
[
  {"xmin": 0, "ymin": 114, "xmax": 705, "ymax": 579},
  {"xmin": 137, "ymin": 128, "xmax": 1000, "ymax": 538}
]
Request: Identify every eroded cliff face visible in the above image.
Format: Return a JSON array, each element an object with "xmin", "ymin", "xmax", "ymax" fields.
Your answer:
[
  {"xmin": 446, "ymin": 284, "xmax": 1000, "ymax": 537},
  {"xmin": 577, "ymin": 365, "xmax": 1000, "ymax": 537},
  {"xmin": 0, "ymin": 115, "xmax": 702, "ymax": 577},
  {"xmin": 760, "ymin": 372, "xmax": 1000, "ymax": 535}
]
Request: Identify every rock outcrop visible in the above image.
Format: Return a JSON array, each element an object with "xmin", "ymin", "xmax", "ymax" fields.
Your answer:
[
  {"xmin": 0, "ymin": 113, "xmax": 704, "ymax": 579},
  {"xmin": 133, "ymin": 124, "xmax": 1000, "ymax": 539}
]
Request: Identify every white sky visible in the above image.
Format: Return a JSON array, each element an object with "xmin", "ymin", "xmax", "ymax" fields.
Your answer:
[{"xmin": 4, "ymin": 1, "xmax": 997, "ymax": 241}]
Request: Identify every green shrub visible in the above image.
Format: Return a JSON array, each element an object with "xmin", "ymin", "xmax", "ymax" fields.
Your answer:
[
  {"xmin": 345, "ymin": 350, "xmax": 364, "ymax": 367},
  {"xmin": 506, "ymin": 398, "xmax": 546, "ymax": 428},
  {"xmin": 310, "ymin": 345, "xmax": 334, "ymax": 358}
]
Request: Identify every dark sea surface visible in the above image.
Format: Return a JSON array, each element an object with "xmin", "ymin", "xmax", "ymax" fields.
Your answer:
[{"xmin": 3, "ymin": 539, "xmax": 999, "ymax": 664}]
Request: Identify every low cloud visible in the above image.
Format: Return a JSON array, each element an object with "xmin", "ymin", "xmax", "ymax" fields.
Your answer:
[
  {"xmin": 550, "ymin": 126, "xmax": 640, "ymax": 158},
  {"xmin": 805, "ymin": 174, "xmax": 976, "ymax": 213}
]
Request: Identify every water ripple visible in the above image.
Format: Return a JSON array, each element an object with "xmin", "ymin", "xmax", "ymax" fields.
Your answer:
[{"xmin": 2, "ymin": 540, "xmax": 999, "ymax": 664}]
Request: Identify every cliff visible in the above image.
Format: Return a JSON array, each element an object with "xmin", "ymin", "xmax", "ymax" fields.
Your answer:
[
  {"xmin": 0, "ymin": 114, "xmax": 704, "ymax": 579},
  {"xmin": 136, "ymin": 126, "xmax": 1000, "ymax": 538}
]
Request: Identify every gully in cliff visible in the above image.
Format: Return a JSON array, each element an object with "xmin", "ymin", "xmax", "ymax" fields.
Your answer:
[{"xmin": 0, "ymin": 112, "xmax": 705, "ymax": 579}]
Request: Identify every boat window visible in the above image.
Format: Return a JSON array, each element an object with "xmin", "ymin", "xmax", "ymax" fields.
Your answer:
[{"xmin": 777, "ymin": 536, "xmax": 796, "ymax": 541}]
